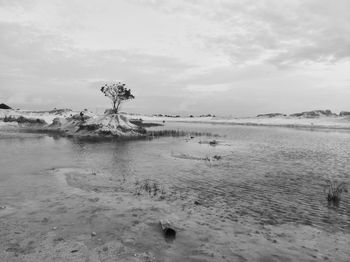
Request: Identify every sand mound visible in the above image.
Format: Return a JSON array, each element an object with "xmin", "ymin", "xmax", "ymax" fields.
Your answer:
[{"xmin": 48, "ymin": 113, "xmax": 145, "ymax": 137}]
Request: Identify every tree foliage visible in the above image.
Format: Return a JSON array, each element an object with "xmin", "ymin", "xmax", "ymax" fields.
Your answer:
[{"xmin": 100, "ymin": 82, "xmax": 135, "ymax": 113}]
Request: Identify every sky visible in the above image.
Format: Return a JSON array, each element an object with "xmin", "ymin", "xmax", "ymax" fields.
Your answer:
[{"xmin": 0, "ymin": 0, "xmax": 350, "ymax": 116}]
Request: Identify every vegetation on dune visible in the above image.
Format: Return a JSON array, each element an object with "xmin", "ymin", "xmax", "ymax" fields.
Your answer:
[{"xmin": 3, "ymin": 115, "xmax": 46, "ymax": 125}]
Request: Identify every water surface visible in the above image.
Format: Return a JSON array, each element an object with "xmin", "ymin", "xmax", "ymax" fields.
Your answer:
[{"xmin": 1, "ymin": 123, "xmax": 349, "ymax": 233}]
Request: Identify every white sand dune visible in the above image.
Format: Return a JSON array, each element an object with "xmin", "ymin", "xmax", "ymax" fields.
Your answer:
[
  {"xmin": 2, "ymin": 109, "xmax": 350, "ymax": 136},
  {"xmin": 0, "ymin": 109, "xmax": 145, "ymax": 137},
  {"xmin": 127, "ymin": 114, "xmax": 350, "ymax": 130}
]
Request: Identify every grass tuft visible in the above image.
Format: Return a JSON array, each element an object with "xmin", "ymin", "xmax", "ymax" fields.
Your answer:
[
  {"xmin": 134, "ymin": 179, "xmax": 166, "ymax": 199},
  {"xmin": 147, "ymin": 129, "xmax": 219, "ymax": 138},
  {"xmin": 325, "ymin": 180, "xmax": 348, "ymax": 204}
]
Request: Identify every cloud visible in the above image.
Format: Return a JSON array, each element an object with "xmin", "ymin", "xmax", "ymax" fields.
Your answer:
[
  {"xmin": 136, "ymin": 0, "xmax": 350, "ymax": 66},
  {"xmin": 187, "ymin": 83, "xmax": 231, "ymax": 93},
  {"xmin": 0, "ymin": 20, "xmax": 197, "ymax": 111},
  {"xmin": 1, "ymin": 0, "xmax": 350, "ymax": 115}
]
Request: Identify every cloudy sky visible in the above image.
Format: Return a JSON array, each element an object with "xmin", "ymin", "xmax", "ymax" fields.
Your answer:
[{"xmin": 1, "ymin": 0, "xmax": 350, "ymax": 116}]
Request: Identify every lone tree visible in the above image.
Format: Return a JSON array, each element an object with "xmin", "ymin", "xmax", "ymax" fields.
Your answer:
[{"xmin": 100, "ymin": 82, "xmax": 135, "ymax": 113}]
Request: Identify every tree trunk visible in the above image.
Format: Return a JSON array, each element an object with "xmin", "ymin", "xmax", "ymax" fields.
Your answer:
[{"xmin": 115, "ymin": 101, "xmax": 121, "ymax": 113}]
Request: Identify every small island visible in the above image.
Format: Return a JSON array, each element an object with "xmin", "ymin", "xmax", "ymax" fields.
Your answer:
[{"xmin": 0, "ymin": 82, "xmax": 147, "ymax": 138}]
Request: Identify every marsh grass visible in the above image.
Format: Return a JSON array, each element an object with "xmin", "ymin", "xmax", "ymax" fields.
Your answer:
[
  {"xmin": 135, "ymin": 179, "xmax": 166, "ymax": 199},
  {"xmin": 129, "ymin": 119, "xmax": 164, "ymax": 128},
  {"xmin": 68, "ymin": 129, "xmax": 219, "ymax": 143},
  {"xmin": 147, "ymin": 129, "xmax": 219, "ymax": 138},
  {"xmin": 171, "ymin": 152, "xmax": 224, "ymax": 163},
  {"xmin": 325, "ymin": 180, "xmax": 348, "ymax": 204}
]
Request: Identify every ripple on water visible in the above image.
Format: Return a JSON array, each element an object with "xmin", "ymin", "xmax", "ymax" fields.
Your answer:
[{"xmin": 1, "ymin": 124, "xmax": 350, "ymax": 233}]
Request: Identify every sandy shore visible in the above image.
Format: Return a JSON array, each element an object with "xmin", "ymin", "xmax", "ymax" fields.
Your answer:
[
  {"xmin": 2, "ymin": 109, "xmax": 350, "ymax": 134},
  {"xmin": 127, "ymin": 114, "xmax": 350, "ymax": 131},
  {"xmin": 1, "ymin": 167, "xmax": 349, "ymax": 261}
]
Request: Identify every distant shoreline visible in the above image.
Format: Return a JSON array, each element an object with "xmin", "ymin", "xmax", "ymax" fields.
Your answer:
[
  {"xmin": 2, "ymin": 109, "xmax": 350, "ymax": 135},
  {"xmin": 128, "ymin": 114, "xmax": 350, "ymax": 132}
]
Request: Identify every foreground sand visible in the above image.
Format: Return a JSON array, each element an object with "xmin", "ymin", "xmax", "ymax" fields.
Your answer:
[{"xmin": 1, "ymin": 168, "xmax": 349, "ymax": 262}]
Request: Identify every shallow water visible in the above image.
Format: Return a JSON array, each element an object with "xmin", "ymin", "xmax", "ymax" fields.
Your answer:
[{"xmin": 1, "ymin": 123, "xmax": 350, "ymax": 234}]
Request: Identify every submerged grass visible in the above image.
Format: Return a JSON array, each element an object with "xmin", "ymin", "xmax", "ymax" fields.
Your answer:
[
  {"xmin": 325, "ymin": 180, "xmax": 348, "ymax": 204},
  {"xmin": 134, "ymin": 179, "xmax": 167, "ymax": 199}
]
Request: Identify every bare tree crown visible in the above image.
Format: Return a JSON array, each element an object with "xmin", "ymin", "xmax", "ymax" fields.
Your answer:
[{"xmin": 100, "ymin": 82, "xmax": 135, "ymax": 113}]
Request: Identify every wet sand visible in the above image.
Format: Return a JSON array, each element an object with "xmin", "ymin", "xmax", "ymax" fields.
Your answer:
[{"xmin": 1, "ymin": 168, "xmax": 349, "ymax": 261}]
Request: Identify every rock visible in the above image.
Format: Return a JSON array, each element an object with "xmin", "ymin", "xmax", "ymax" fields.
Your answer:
[
  {"xmin": 209, "ymin": 140, "xmax": 218, "ymax": 146},
  {"xmin": 159, "ymin": 219, "xmax": 176, "ymax": 240},
  {"xmin": 256, "ymin": 113, "xmax": 286, "ymax": 118},
  {"xmin": 213, "ymin": 155, "xmax": 222, "ymax": 160},
  {"xmin": 91, "ymin": 232, "xmax": 97, "ymax": 237},
  {"xmin": 0, "ymin": 103, "xmax": 11, "ymax": 109},
  {"xmin": 72, "ymin": 112, "xmax": 92, "ymax": 121}
]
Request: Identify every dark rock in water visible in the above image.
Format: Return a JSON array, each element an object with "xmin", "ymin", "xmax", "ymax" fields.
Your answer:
[
  {"xmin": 159, "ymin": 219, "xmax": 176, "ymax": 241},
  {"xmin": 0, "ymin": 103, "xmax": 11, "ymax": 109},
  {"xmin": 209, "ymin": 140, "xmax": 218, "ymax": 146},
  {"xmin": 213, "ymin": 155, "xmax": 222, "ymax": 160},
  {"xmin": 256, "ymin": 113, "xmax": 286, "ymax": 118},
  {"xmin": 290, "ymin": 110, "xmax": 337, "ymax": 118},
  {"xmin": 339, "ymin": 111, "xmax": 350, "ymax": 117}
]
